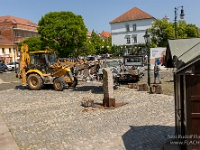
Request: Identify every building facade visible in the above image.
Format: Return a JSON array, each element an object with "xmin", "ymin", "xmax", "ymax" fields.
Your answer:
[
  {"xmin": 0, "ymin": 35, "xmax": 15, "ymax": 63},
  {"xmin": 110, "ymin": 7, "xmax": 156, "ymax": 47},
  {"xmin": 0, "ymin": 15, "xmax": 39, "ymax": 63}
]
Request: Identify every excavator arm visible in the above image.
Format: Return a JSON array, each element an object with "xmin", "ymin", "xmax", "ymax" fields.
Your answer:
[{"xmin": 16, "ymin": 44, "xmax": 30, "ymax": 86}]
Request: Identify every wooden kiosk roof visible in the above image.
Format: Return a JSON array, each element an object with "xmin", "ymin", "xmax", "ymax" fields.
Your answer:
[{"xmin": 165, "ymin": 38, "xmax": 200, "ymax": 74}]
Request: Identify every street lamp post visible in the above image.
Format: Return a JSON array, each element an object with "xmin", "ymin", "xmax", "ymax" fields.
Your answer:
[
  {"xmin": 174, "ymin": 6, "xmax": 185, "ymax": 38},
  {"xmin": 13, "ymin": 47, "xmax": 16, "ymax": 73},
  {"xmin": 143, "ymin": 30, "xmax": 151, "ymax": 86}
]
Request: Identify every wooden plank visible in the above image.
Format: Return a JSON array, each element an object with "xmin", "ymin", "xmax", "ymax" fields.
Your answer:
[
  {"xmin": 191, "ymin": 113, "xmax": 200, "ymax": 118},
  {"xmin": 191, "ymin": 95, "xmax": 200, "ymax": 101},
  {"xmin": 192, "ymin": 74, "xmax": 200, "ymax": 77}
]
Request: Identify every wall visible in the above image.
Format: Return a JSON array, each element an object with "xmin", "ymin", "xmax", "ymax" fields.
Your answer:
[
  {"xmin": 110, "ymin": 18, "xmax": 155, "ymax": 46},
  {"xmin": 0, "ymin": 46, "xmax": 17, "ymax": 63}
]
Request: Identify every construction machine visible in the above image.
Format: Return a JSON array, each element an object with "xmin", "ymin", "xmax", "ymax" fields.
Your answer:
[{"xmin": 16, "ymin": 44, "xmax": 78, "ymax": 91}]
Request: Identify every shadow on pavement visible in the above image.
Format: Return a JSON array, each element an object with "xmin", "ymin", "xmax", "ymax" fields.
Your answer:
[
  {"xmin": 15, "ymin": 85, "xmax": 105, "ymax": 93},
  {"xmin": 15, "ymin": 85, "xmax": 55, "ymax": 90},
  {"xmin": 73, "ymin": 85, "xmax": 104, "ymax": 94},
  {"xmin": 122, "ymin": 125, "xmax": 175, "ymax": 150}
]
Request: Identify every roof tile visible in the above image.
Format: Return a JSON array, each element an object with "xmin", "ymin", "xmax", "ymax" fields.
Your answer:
[
  {"xmin": 110, "ymin": 7, "xmax": 155, "ymax": 24},
  {"xmin": 0, "ymin": 15, "xmax": 37, "ymax": 27},
  {"xmin": 100, "ymin": 31, "xmax": 111, "ymax": 38},
  {"xmin": 0, "ymin": 35, "xmax": 14, "ymax": 45}
]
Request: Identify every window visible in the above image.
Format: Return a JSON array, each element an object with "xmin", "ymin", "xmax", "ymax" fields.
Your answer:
[
  {"xmin": 127, "ymin": 37, "xmax": 130, "ymax": 44},
  {"xmin": 28, "ymin": 32, "xmax": 31, "ymax": 37},
  {"xmin": 25, "ymin": 31, "xmax": 28, "ymax": 37},
  {"xmin": 2, "ymin": 48, "xmax": 5, "ymax": 54},
  {"xmin": 9, "ymin": 48, "xmax": 11, "ymax": 53},
  {"xmin": 15, "ymin": 30, "xmax": 19, "ymax": 37},
  {"xmin": 133, "ymin": 35, "xmax": 137, "ymax": 43},
  {"xmin": 21, "ymin": 31, "xmax": 24, "ymax": 37},
  {"xmin": 126, "ymin": 25, "xmax": 130, "ymax": 32},
  {"xmin": 133, "ymin": 24, "xmax": 136, "ymax": 31}
]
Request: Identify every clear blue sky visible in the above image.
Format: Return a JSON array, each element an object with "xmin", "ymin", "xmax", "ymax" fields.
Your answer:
[{"xmin": 1, "ymin": 0, "xmax": 199, "ymax": 33}]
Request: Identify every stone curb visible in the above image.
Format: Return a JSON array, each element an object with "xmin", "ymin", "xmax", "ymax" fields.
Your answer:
[{"xmin": 0, "ymin": 114, "xmax": 19, "ymax": 150}]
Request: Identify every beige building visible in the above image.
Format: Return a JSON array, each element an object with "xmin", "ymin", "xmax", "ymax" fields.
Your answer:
[{"xmin": 0, "ymin": 15, "xmax": 39, "ymax": 63}]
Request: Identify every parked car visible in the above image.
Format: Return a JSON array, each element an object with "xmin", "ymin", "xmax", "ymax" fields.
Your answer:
[
  {"xmin": 96, "ymin": 55, "xmax": 102, "ymax": 60},
  {"xmin": 86, "ymin": 56, "xmax": 97, "ymax": 61},
  {"xmin": 97, "ymin": 55, "xmax": 145, "ymax": 84},
  {"xmin": 102, "ymin": 53, "xmax": 112, "ymax": 58},
  {"xmin": 6, "ymin": 62, "xmax": 19, "ymax": 71},
  {"xmin": 0, "ymin": 62, "xmax": 8, "ymax": 72}
]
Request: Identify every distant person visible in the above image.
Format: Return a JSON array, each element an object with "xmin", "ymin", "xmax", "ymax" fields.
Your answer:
[
  {"xmin": 160, "ymin": 57, "xmax": 164, "ymax": 66},
  {"xmin": 156, "ymin": 58, "xmax": 161, "ymax": 65},
  {"xmin": 154, "ymin": 63, "xmax": 161, "ymax": 84},
  {"xmin": 144, "ymin": 54, "xmax": 148, "ymax": 64}
]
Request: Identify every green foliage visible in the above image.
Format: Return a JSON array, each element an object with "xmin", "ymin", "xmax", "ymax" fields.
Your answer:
[
  {"xmin": 37, "ymin": 11, "xmax": 87, "ymax": 57},
  {"xmin": 149, "ymin": 19, "xmax": 174, "ymax": 47},
  {"xmin": 87, "ymin": 30, "xmax": 112, "ymax": 55},
  {"xmin": 185, "ymin": 23, "xmax": 200, "ymax": 37},
  {"xmin": 73, "ymin": 39, "xmax": 96, "ymax": 57},
  {"xmin": 148, "ymin": 19, "xmax": 199, "ymax": 47},
  {"xmin": 18, "ymin": 37, "xmax": 47, "ymax": 51},
  {"xmin": 90, "ymin": 30, "xmax": 103, "ymax": 54},
  {"xmin": 103, "ymin": 36, "xmax": 112, "ymax": 54}
]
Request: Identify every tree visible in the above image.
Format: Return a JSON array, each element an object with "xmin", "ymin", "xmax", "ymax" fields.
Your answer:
[
  {"xmin": 102, "ymin": 36, "xmax": 112, "ymax": 54},
  {"xmin": 185, "ymin": 23, "xmax": 199, "ymax": 37},
  {"xmin": 18, "ymin": 37, "xmax": 46, "ymax": 51},
  {"xmin": 37, "ymin": 11, "xmax": 87, "ymax": 57},
  {"xmin": 149, "ymin": 19, "xmax": 174, "ymax": 47},
  {"xmin": 148, "ymin": 19, "xmax": 199, "ymax": 47},
  {"xmin": 90, "ymin": 30, "xmax": 103, "ymax": 54}
]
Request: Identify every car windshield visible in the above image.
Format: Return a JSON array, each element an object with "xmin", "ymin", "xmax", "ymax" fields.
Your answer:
[
  {"xmin": 126, "ymin": 57, "xmax": 142, "ymax": 62},
  {"xmin": 102, "ymin": 60, "xmax": 119, "ymax": 68},
  {"xmin": 124, "ymin": 56, "xmax": 143, "ymax": 66},
  {"xmin": 86, "ymin": 57, "xmax": 95, "ymax": 61},
  {"xmin": 47, "ymin": 53, "xmax": 57, "ymax": 64}
]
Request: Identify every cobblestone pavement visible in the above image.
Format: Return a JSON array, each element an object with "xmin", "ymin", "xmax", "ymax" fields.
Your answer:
[{"xmin": 0, "ymin": 71, "xmax": 175, "ymax": 150}]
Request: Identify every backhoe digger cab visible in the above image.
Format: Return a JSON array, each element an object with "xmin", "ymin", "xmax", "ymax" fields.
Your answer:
[{"xmin": 16, "ymin": 44, "xmax": 78, "ymax": 91}]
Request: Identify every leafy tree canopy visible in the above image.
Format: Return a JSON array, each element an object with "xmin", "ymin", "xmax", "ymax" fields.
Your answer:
[
  {"xmin": 148, "ymin": 19, "xmax": 199, "ymax": 47},
  {"xmin": 90, "ymin": 30, "xmax": 103, "ymax": 54},
  {"xmin": 18, "ymin": 37, "xmax": 46, "ymax": 51},
  {"xmin": 37, "ymin": 11, "xmax": 87, "ymax": 57}
]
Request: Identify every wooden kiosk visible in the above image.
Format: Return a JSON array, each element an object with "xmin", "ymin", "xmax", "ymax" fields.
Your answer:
[{"xmin": 165, "ymin": 38, "xmax": 200, "ymax": 150}]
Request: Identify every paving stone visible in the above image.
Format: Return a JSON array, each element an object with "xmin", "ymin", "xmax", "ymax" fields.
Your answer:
[{"xmin": 0, "ymin": 71, "xmax": 175, "ymax": 150}]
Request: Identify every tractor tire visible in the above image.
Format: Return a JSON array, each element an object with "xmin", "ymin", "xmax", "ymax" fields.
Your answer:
[
  {"xmin": 53, "ymin": 78, "xmax": 64, "ymax": 91},
  {"xmin": 27, "ymin": 74, "xmax": 44, "ymax": 90}
]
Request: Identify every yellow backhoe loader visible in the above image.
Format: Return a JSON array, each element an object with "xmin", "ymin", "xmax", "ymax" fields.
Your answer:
[{"xmin": 16, "ymin": 44, "xmax": 78, "ymax": 91}]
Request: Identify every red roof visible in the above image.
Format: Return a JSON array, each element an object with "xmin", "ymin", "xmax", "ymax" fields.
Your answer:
[
  {"xmin": 100, "ymin": 31, "xmax": 111, "ymax": 38},
  {"xmin": 0, "ymin": 35, "xmax": 14, "ymax": 45},
  {"xmin": 110, "ymin": 7, "xmax": 154, "ymax": 24},
  {"xmin": 0, "ymin": 15, "xmax": 37, "ymax": 27},
  {"xmin": 87, "ymin": 30, "xmax": 91, "ymax": 37}
]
